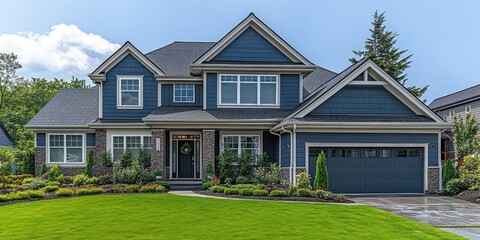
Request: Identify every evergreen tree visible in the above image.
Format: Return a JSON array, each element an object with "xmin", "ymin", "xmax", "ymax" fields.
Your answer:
[
  {"xmin": 313, "ymin": 151, "xmax": 328, "ymax": 190},
  {"xmin": 442, "ymin": 159, "xmax": 456, "ymax": 186},
  {"xmin": 453, "ymin": 113, "xmax": 479, "ymax": 160},
  {"xmin": 350, "ymin": 11, "xmax": 428, "ymax": 98},
  {"xmin": 84, "ymin": 150, "xmax": 94, "ymax": 177}
]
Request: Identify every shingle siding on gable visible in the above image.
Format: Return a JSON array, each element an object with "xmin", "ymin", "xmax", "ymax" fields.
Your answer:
[
  {"xmin": 280, "ymin": 74, "xmax": 300, "ymax": 110},
  {"xmin": 206, "ymin": 73, "xmax": 218, "ymax": 109},
  {"xmin": 210, "ymin": 27, "xmax": 293, "ymax": 64},
  {"xmin": 309, "ymin": 85, "xmax": 416, "ymax": 116},
  {"xmin": 161, "ymin": 84, "xmax": 203, "ymax": 107},
  {"xmin": 103, "ymin": 54, "xmax": 158, "ymax": 118}
]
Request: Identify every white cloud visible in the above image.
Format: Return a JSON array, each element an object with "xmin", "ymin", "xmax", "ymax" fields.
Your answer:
[{"xmin": 0, "ymin": 24, "xmax": 120, "ymax": 76}]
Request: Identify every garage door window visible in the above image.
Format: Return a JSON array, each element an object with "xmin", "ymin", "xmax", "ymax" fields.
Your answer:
[
  {"xmin": 331, "ymin": 149, "xmax": 360, "ymax": 158},
  {"xmin": 365, "ymin": 149, "xmax": 377, "ymax": 158},
  {"xmin": 396, "ymin": 149, "xmax": 408, "ymax": 157},
  {"xmin": 408, "ymin": 149, "xmax": 421, "ymax": 157},
  {"xmin": 379, "ymin": 149, "xmax": 392, "ymax": 158}
]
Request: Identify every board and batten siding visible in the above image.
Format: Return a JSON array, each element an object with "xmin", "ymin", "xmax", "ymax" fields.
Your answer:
[
  {"xmin": 295, "ymin": 133, "xmax": 439, "ymax": 167},
  {"xmin": 103, "ymin": 54, "xmax": 158, "ymax": 118},
  {"xmin": 281, "ymin": 133, "xmax": 291, "ymax": 167},
  {"xmin": 161, "ymin": 84, "xmax": 203, "ymax": 107},
  {"xmin": 309, "ymin": 85, "xmax": 415, "ymax": 116}
]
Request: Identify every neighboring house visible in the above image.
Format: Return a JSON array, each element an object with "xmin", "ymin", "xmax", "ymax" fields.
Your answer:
[
  {"xmin": 429, "ymin": 84, "xmax": 480, "ymax": 161},
  {"xmin": 26, "ymin": 13, "xmax": 450, "ymax": 194},
  {"xmin": 0, "ymin": 122, "xmax": 15, "ymax": 148}
]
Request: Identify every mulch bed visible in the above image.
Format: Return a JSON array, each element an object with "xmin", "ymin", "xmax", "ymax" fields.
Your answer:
[
  {"xmin": 455, "ymin": 190, "xmax": 480, "ymax": 204},
  {"xmin": 194, "ymin": 190, "xmax": 354, "ymax": 203}
]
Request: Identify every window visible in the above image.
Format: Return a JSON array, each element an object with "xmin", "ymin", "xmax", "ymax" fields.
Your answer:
[
  {"xmin": 174, "ymin": 84, "xmax": 195, "ymax": 102},
  {"xmin": 396, "ymin": 149, "xmax": 408, "ymax": 157},
  {"xmin": 365, "ymin": 149, "xmax": 377, "ymax": 158},
  {"xmin": 219, "ymin": 74, "xmax": 278, "ymax": 106},
  {"xmin": 112, "ymin": 135, "xmax": 151, "ymax": 160},
  {"xmin": 222, "ymin": 135, "xmax": 260, "ymax": 162},
  {"xmin": 48, "ymin": 134, "xmax": 84, "ymax": 163},
  {"xmin": 117, "ymin": 76, "xmax": 142, "ymax": 107},
  {"xmin": 449, "ymin": 110, "xmax": 455, "ymax": 118},
  {"xmin": 331, "ymin": 149, "xmax": 360, "ymax": 158},
  {"xmin": 466, "ymin": 105, "xmax": 472, "ymax": 113},
  {"xmin": 379, "ymin": 149, "xmax": 392, "ymax": 158}
]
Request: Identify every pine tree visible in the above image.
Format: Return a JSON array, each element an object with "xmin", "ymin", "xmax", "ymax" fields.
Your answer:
[
  {"xmin": 350, "ymin": 11, "xmax": 428, "ymax": 98},
  {"xmin": 313, "ymin": 151, "xmax": 328, "ymax": 190}
]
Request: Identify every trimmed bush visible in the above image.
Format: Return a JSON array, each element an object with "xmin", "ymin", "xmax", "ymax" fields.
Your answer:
[
  {"xmin": 313, "ymin": 151, "xmax": 328, "ymax": 190},
  {"xmin": 40, "ymin": 164, "xmax": 47, "ymax": 176},
  {"xmin": 230, "ymin": 184, "xmax": 261, "ymax": 190},
  {"xmin": 202, "ymin": 181, "xmax": 211, "ymax": 190},
  {"xmin": 297, "ymin": 188, "xmax": 313, "ymax": 197},
  {"xmin": 297, "ymin": 171, "xmax": 312, "ymax": 190},
  {"xmin": 26, "ymin": 180, "xmax": 48, "ymax": 190},
  {"xmin": 446, "ymin": 178, "xmax": 468, "ymax": 195},
  {"xmin": 47, "ymin": 181, "xmax": 60, "ymax": 186},
  {"xmin": 239, "ymin": 188, "xmax": 254, "ymax": 196},
  {"xmin": 223, "ymin": 188, "xmax": 239, "ymax": 195},
  {"xmin": 334, "ymin": 194, "xmax": 349, "ymax": 202},
  {"xmin": 98, "ymin": 175, "xmax": 113, "ymax": 185},
  {"xmin": 209, "ymin": 185, "xmax": 226, "ymax": 193},
  {"xmin": 73, "ymin": 174, "xmax": 89, "ymax": 186},
  {"xmin": 99, "ymin": 150, "xmax": 113, "ymax": 168},
  {"xmin": 124, "ymin": 184, "xmax": 139, "ymax": 193},
  {"xmin": 236, "ymin": 176, "xmax": 249, "ymax": 184},
  {"xmin": 112, "ymin": 185, "xmax": 125, "ymax": 193},
  {"xmin": 269, "ymin": 190, "xmax": 287, "ymax": 197},
  {"xmin": 314, "ymin": 189, "xmax": 333, "ymax": 200},
  {"xmin": 21, "ymin": 177, "xmax": 35, "ymax": 185},
  {"xmin": 442, "ymin": 159, "xmax": 456, "ymax": 186},
  {"xmin": 43, "ymin": 185, "xmax": 59, "ymax": 193},
  {"xmin": 55, "ymin": 188, "xmax": 74, "ymax": 196},
  {"xmin": 139, "ymin": 183, "xmax": 166, "ymax": 193},
  {"xmin": 48, "ymin": 165, "xmax": 62, "ymax": 182},
  {"xmin": 84, "ymin": 150, "xmax": 94, "ymax": 177},
  {"xmin": 26, "ymin": 190, "xmax": 45, "ymax": 198},
  {"xmin": 288, "ymin": 184, "xmax": 297, "ymax": 196},
  {"xmin": 253, "ymin": 189, "xmax": 268, "ymax": 196},
  {"xmin": 76, "ymin": 187, "xmax": 105, "ymax": 196}
]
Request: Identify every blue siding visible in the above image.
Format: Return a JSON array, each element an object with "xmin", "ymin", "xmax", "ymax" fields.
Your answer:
[
  {"xmin": 281, "ymin": 133, "xmax": 291, "ymax": 167},
  {"xmin": 295, "ymin": 133, "xmax": 439, "ymax": 167},
  {"xmin": 103, "ymin": 54, "xmax": 158, "ymax": 118},
  {"xmin": 161, "ymin": 84, "xmax": 203, "ymax": 107},
  {"xmin": 210, "ymin": 27, "xmax": 293, "ymax": 64},
  {"xmin": 86, "ymin": 133, "xmax": 96, "ymax": 146},
  {"xmin": 280, "ymin": 74, "xmax": 300, "ymax": 110},
  {"xmin": 309, "ymin": 85, "xmax": 415, "ymax": 115},
  {"xmin": 206, "ymin": 73, "xmax": 217, "ymax": 109},
  {"xmin": 262, "ymin": 131, "xmax": 279, "ymax": 164},
  {"xmin": 36, "ymin": 133, "xmax": 46, "ymax": 147}
]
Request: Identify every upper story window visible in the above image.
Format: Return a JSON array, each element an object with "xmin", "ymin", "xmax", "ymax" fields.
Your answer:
[
  {"xmin": 174, "ymin": 84, "xmax": 195, "ymax": 103},
  {"xmin": 465, "ymin": 105, "xmax": 472, "ymax": 113},
  {"xmin": 219, "ymin": 74, "xmax": 278, "ymax": 107},
  {"xmin": 117, "ymin": 76, "xmax": 143, "ymax": 109}
]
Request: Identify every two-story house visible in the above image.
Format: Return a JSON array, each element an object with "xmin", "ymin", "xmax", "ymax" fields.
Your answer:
[
  {"xmin": 26, "ymin": 13, "xmax": 450, "ymax": 194},
  {"xmin": 430, "ymin": 84, "xmax": 480, "ymax": 161}
]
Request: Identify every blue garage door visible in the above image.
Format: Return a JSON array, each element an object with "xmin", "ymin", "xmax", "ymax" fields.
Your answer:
[{"xmin": 308, "ymin": 147, "xmax": 424, "ymax": 194}]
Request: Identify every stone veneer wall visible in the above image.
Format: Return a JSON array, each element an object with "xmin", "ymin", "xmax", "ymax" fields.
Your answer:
[
  {"xmin": 202, "ymin": 130, "xmax": 215, "ymax": 178},
  {"xmin": 151, "ymin": 129, "xmax": 166, "ymax": 179},
  {"xmin": 93, "ymin": 129, "xmax": 112, "ymax": 176},
  {"xmin": 34, "ymin": 147, "xmax": 46, "ymax": 176},
  {"xmin": 427, "ymin": 168, "xmax": 440, "ymax": 193}
]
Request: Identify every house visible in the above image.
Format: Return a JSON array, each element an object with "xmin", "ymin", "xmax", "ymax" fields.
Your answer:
[
  {"xmin": 26, "ymin": 13, "xmax": 450, "ymax": 194},
  {"xmin": 429, "ymin": 84, "xmax": 480, "ymax": 161},
  {"xmin": 0, "ymin": 122, "xmax": 14, "ymax": 148}
]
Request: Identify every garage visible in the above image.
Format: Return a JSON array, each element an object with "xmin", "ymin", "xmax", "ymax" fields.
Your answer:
[{"xmin": 307, "ymin": 147, "xmax": 425, "ymax": 194}]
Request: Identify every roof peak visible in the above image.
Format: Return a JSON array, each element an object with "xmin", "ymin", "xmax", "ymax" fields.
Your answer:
[{"xmin": 432, "ymin": 83, "xmax": 480, "ymax": 101}]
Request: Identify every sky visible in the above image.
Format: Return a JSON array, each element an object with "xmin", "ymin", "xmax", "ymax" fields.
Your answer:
[{"xmin": 0, "ymin": 0, "xmax": 479, "ymax": 103}]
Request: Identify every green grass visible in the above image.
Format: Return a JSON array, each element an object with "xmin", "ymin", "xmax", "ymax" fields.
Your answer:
[{"xmin": 0, "ymin": 194, "xmax": 463, "ymax": 240}]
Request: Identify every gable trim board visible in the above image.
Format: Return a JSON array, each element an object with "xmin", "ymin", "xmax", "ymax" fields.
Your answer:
[
  {"xmin": 190, "ymin": 64, "xmax": 315, "ymax": 75},
  {"xmin": 89, "ymin": 42, "xmax": 165, "ymax": 82},
  {"xmin": 193, "ymin": 13, "xmax": 314, "ymax": 66}
]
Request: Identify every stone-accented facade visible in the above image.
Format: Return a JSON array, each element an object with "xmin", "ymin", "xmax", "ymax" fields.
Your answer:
[
  {"xmin": 202, "ymin": 130, "xmax": 215, "ymax": 178},
  {"xmin": 34, "ymin": 147, "xmax": 46, "ymax": 176},
  {"xmin": 93, "ymin": 129, "xmax": 112, "ymax": 176},
  {"xmin": 428, "ymin": 167, "xmax": 440, "ymax": 193},
  {"xmin": 151, "ymin": 129, "xmax": 166, "ymax": 178}
]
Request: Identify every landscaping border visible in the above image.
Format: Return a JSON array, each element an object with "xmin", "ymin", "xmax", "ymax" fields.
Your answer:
[{"xmin": 194, "ymin": 190, "xmax": 354, "ymax": 203}]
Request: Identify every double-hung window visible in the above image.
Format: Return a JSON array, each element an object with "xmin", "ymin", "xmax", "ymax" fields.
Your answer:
[
  {"xmin": 48, "ymin": 134, "xmax": 84, "ymax": 163},
  {"xmin": 117, "ymin": 76, "xmax": 143, "ymax": 108},
  {"xmin": 222, "ymin": 135, "xmax": 260, "ymax": 163},
  {"xmin": 112, "ymin": 135, "xmax": 151, "ymax": 160},
  {"xmin": 219, "ymin": 74, "xmax": 278, "ymax": 106},
  {"xmin": 174, "ymin": 84, "xmax": 195, "ymax": 102}
]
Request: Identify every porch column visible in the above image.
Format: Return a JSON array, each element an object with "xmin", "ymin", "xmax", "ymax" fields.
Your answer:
[
  {"xmin": 151, "ymin": 129, "xmax": 166, "ymax": 179},
  {"xmin": 202, "ymin": 130, "xmax": 215, "ymax": 178}
]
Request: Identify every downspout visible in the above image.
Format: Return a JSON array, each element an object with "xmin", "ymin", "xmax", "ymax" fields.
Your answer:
[
  {"xmin": 292, "ymin": 124, "xmax": 297, "ymax": 186},
  {"xmin": 281, "ymin": 126, "xmax": 293, "ymax": 185}
]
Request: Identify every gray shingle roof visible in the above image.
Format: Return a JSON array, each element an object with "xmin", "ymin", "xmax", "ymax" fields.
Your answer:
[
  {"xmin": 0, "ymin": 123, "xmax": 14, "ymax": 147},
  {"xmin": 303, "ymin": 66, "xmax": 337, "ymax": 97},
  {"xmin": 26, "ymin": 88, "xmax": 98, "ymax": 127},
  {"xmin": 145, "ymin": 107, "xmax": 291, "ymax": 121},
  {"xmin": 429, "ymin": 84, "xmax": 480, "ymax": 110},
  {"xmin": 145, "ymin": 42, "xmax": 216, "ymax": 77}
]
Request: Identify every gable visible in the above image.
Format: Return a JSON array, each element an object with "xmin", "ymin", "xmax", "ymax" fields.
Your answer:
[
  {"xmin": 308, "ymin": 85, "xmax": 416, "ymax": 116},
  {"xmin": 209, "ymin": 27, "xmax": 293, "ymax": 64}
]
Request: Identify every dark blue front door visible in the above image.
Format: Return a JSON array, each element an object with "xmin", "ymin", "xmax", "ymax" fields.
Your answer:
[{"xmin": 178, "ymin": 140, "xmax": 194, "ymax": 178}]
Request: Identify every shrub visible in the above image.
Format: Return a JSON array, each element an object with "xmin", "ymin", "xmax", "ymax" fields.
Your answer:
[
  {"xmin": 202, "ymin": 163, "xmax": 214, "ymax": 190},
  {"xmin": 119, "ymin": 149, "xmax": 134, "ymax": 168},
  {"xmin": 297, "ymin": 188, "xmax": 313, "ymax": 197},
  {"xmin": 114, "ymin": 159, "xmax": 152, "ymax": 185},
  {"xmin": 238, "ymin": 152, "xmax": 253, "ymax": 177},
  {"xmin": 217, "ymin": 148, "xmax": 236, "ymax": 181},
  {"xmin": 26, "ymin": 180, "xmax": 48, "ymax": 190},
  {"xmin": 297, "ymin": 171, "xmax": 312, "ymax": 190},
  {"xmin": 26, "ymin": 190, "xmax": 45, "ymax": 198},
  {"xmin": 57, "ymin": 175, "xmax": 74, "ymax": 185},
  {"xmin": 137, "ymin": 146, "xmax": 151, "ymax": 169},
  {"xmin": 334, "ymin": 194, "xmax": 349, "ymax": 202},
  {"xmin": 236, "ymin": 176, "xmax": 249, "ymax": 184},
  {"xmin": 223, "ymin": 188, "xmax": 239, "ymax": 195},
  {"xmin": 313, "ymin": 151, "xmax": 328, "ymax": 190},
  {"xmin": 43, "ymin": 185, "xmax": 59, "ymax": 192},
  {"xmin": 139, "ymin": 183, "xmax": 165, "ymax": 193},
  {"xmin": 12, "ymin": 179, "xmax": 22, "ymax": 185},
  {"xmin": 210, "ymin": 176, "xmax": 221, "ymax": 186},
  {"xmin": 446, "ymin": 178, "xmax": 468, "ymax": 195},
  {"xmin": 99, "ymin": 150, "xmax": 113, "ymax": 168},
  {"xmin": 124, "ymin": 184, "xmax": 139, "ymax": 193},
  {"xmin": 48, "ymin": 165, "xmax": 62, "ymax": 182},
  {"xmin": 269, "ymin": 190, "xmax": 287, "ymax": 197},
  {"xmin": 469, "ymin": 185, "xmax": 479, "ymax": 191},
  {"xmin": 442, "ymin": 159, "xmax": 457, "ymax": 186},
  {"xmin": 202, "ymin": 181, "xmax": 211, "ymax": 190},
  {"xmin": 55, "ymin": 188, "xmax": 74, "ymax": 196},
  {"xmin": 253, "ymin": 189, "xmax": 268, "ymax": 196},
  {"xmin": 6, "ymin": 191, "xmax": 31, "ymax": 201},
  {"xmin": 209, "ymin": 185, "xmax": 226, "ymax": 193},
  {"xmin": 257, "ymin": 152, "xmax": 270, "ymax": 168},
  {"xmin": 288, "ymin": 184, "xmax": 298, "ymax": 196},
  {"xmin": 314, "ymin": 189, "xmax": 334, "ymax": 200},
  {"xmin": 22, "ymin": 177, "xmax": 35, "ymax": 185},
  {"xmin": 40, "ymin": 163, "xmax": 47, "ymax": 175},
  {"xmin": 47, "ymin": 181, "xmax": 60, "ymax": 186},
  {"xmin": 253, "ymin": 163, "xmax": 285, "ymax": 186},
  {"xmin": 84, "ymin": 150, "xmax": 94, "ymax": 177},
  {"xmin": 77, "ymin": 187, "xmax": 105, "ymax": 195},
  {"xmin": 231, "ymin": 184, "xmax": 262, "ymax": 190},
  {"xmin": 239, "ymin": 188, "xmax": 254, "ymax": 196},
  {"xmin": 0, "ymin": 147, "xmax": 14, "ymax": 189},
  {"xmin": 98, "ymin": 175, "xmax": 113, "ymax": 185},
  {"xmin": 112, "ymin": 185, "xmax": 125, "ymax": 193},
  {"xmin": 73, "ymin": 174, "xmax": 90, "ymax": 186}
]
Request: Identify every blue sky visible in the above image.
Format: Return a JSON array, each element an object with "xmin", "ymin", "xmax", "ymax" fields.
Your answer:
[{"xmin": 0, "ymin": 0, "xmax": 479, "ymax": 103}]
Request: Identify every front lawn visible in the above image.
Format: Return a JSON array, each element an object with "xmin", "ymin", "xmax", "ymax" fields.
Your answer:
[{"xmin": 0, "ymin": 194, "xmax": 462, "ymax": 239}]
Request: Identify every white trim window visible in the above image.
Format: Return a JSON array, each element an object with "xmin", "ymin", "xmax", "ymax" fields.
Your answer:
[
  {"xmin": 465, "ymin": 105, "xmax": 472, "ymax": 113},
  {"xmin": 48, "ymin": 134, "xmax": 85, "ymax": 164},
  {"xmin": 174, "ymin": 84, "xmax": 195, "ymax": 103},
  {"xmin": 112, "ymin": 135, "xmax": 151, "ymax": 160},
  {"xmin": 117, "ymin": 76, "xmax": 143, "ymax": 108},
  {"xmin": 222, "ymin": 135, "xmax": 260, "ymax": 162},
  {"xmin": 219, "ymin": 74, "xmax": 278, "ymax": 106},
  {"xmin": 449, "ymin": 110, "xmax": 455, "ymax": 118}
]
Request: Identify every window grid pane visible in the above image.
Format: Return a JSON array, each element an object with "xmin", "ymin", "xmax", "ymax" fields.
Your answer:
[
  {"xmin": 220, "ymin": 75, "xmax": 277, "ymax": 106},
  {"xmin": 174, "ymin": 84, "xmax": 195, "ymax": 102},
  {"xmin": 120, "ymin": 78, "xmax": 140, "ymax": 106}
]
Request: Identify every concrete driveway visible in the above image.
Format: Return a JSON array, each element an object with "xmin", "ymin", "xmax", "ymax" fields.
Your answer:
[{"xmin": 352, "ymin": 195, "xmax": 480, "ymax": 239}]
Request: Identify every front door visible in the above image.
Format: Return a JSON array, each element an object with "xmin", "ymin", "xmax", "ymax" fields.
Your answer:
[{"xmin": 177, "ymin": 140, "xmax": 195, "ymax": 178}]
